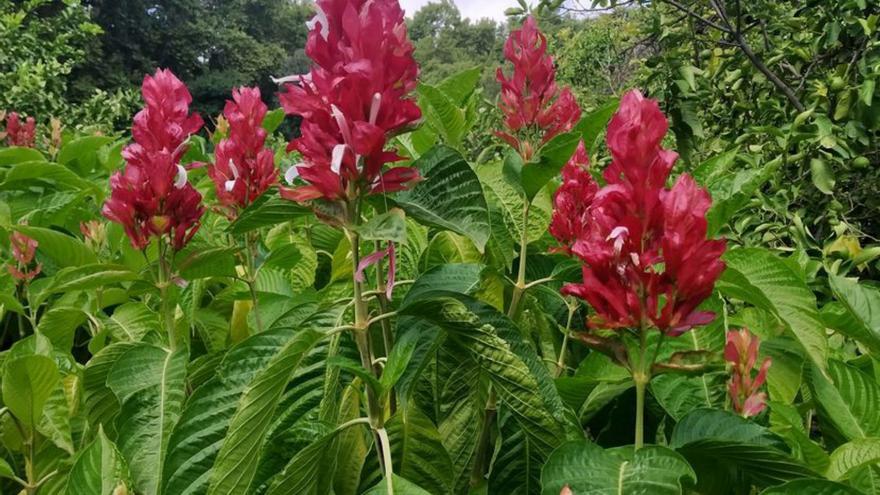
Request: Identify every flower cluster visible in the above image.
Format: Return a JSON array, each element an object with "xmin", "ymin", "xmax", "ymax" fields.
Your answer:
[
  {"xmin": 278, "ymin": 0, "xmax": 422, "ymax": 204},
  {"xmin": 207, "ymin": 87, "xmax": 277, "ymax": 215},
  {"xmin": 549, "ymin": 141, "xmax": 596, "ymax": 253},
  {"xmin": 554, "ymin": 90, "xmax": 726, "ymax": 336},
  {"xmin": 3, "ymin": 112, "xmax": 36, "ymax": 148},
  {"xmin": 103, "ymin": 69, "xmax": 205, "ymax": 251},
  {"xmin": 7, "ymin": 231, "xmax": 41, "ymax": 282},
  {"xmin": 725, "ymin": 328, "xmax": 771, "ymax": 417},
  {"xmin": 496, "ymin": 16, "xmax": 581, "ymax": 161}
]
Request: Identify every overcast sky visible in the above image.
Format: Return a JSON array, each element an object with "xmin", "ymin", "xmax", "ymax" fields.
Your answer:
[{"xmin": 398, "ymin": 0, "xmax": 521, "ymax": 22}]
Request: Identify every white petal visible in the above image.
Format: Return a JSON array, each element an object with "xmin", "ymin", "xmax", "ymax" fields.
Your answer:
[
  {"xmin": 369, "ymin": 92, "xmax": 383, "ymax": 125},
  {"xmin": 224, "ymin": 179, "xmax": 237, "ymax": 192},
  {"xmin": 306, "ymin": 6, "xmax": 329, "ymax": 40},
  {"xmin": 228, "ymin": 159, "xmax": 239, "ymax": 179},
  {"xmin": 331, "ymin": 144, "xmax": 346, "ymax": 175},
  {"xmin": 330, "ymin": 104, "xmax": 352, "ymax": 145},
  {"xmin": 284, "ymin": 164, "xmax": 302, "ymax": 185},
  {"xmin": 174, "ymin": 165, "xmax": 188, "ymax": 189}
]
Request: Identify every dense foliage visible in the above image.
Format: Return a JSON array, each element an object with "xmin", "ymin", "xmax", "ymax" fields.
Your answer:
[{"xmin": 0, "ymin": 1, "xmax": 879, "ymax": 495}]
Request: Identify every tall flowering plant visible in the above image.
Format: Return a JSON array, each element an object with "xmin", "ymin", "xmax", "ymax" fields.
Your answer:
[
  {"xmin": 277, "ymin": 0, "xmax": 422, "ymax": 205},
  {"xmin": 274, "ymin": 1, "xmax": 422, "ymax": 491},
  {"xmin": 550, "ymin": 90, "xmax": 727, "ymax": 448},
  {"xmin": 206, "ymin": 86, "xmax": 278, "ymax": 332},
  {"xmin": 103, "ymin": 68, "xmax": 204, "ymax": 348}
]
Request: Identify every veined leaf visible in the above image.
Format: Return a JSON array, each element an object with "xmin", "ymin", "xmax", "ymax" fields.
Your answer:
[
  {"xmin": 355, "ymin": 208, "xmax": 407, "ymax": 243},
  {"xmin": 65, "ymin": 426, "xmax": 130, "ymax": 495},
  {"xmin": 718, "ymin": 248, "xmax": 828, "ymax": 375},
  {"xmin": 107, "ymin": 344, "xmax": 187, "ymax": 495},
  {"xmin": 206, "ymin": 327, "xmax": 324, "ymax": 494},
  {"xmin": 2, "ymin": 355, "xmax": 60, "ymax": 426},
  {"xmin": 828, "ymin": 275, "xmax": 880, "ymax": 356},
  {"xmin": 759, "ymin": 479, "xmax": 863, "ymax": 494},
  {"xmin": 827, "ymin": 438, "xmax": 880, "ymax": 481},
  {"xmin": 541, "ymin": 440, "xmax": 695, "ymax": 495},
  {"xmin": 809, "ymin": 359, "xmax": 880, "ymax": 441},
  {"xmin": 12, "ymin": 225, "xmax": 96, "ymax": 267},
  {"xmin": 393, "ymin": 145, "xmax": 490, "ymax": 252},
  {"xmin": 227, "ymin": 190, "xmax": 310, "ymax": 235}
]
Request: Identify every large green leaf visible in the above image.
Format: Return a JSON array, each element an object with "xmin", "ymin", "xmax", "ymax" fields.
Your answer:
[
  {"xmin": 670, "ymin": 409, "xmax": 815, "ymax": 492},
  {"xmin": 759, "ymin": 479, "xmax": 863, "ymax": 494},
  {"xmin": 809, "ymin": 359, "xmax": 880, "ymax": 441},
  {"xmin": 0, "ymin": 146, "xmax": 44, "ymax": 165},
  {"xmin": 263, "ymin": 423, "xmax": 340, "ymax": 495},
  {"xmin": 107, "ymin": 344, "xmax": 188, "ymax": 495},
  {"xmin": 176, "ymin": 245, "xmax": 238, "ymax": 280},
  {"xmin": 363, "ymin": 475, "xmax": 433, "ymax": 495},
  {"xmin": 11, "ymin": 225, "xmax": 96, "ymax": 267},
  {"xmin": 227, "ymin": 190, "xmax": 310, "ymax": 235},
  {"xmin": 718, "ymin": 248, "xmax": 828, "ymax": 375},
  {"xmin": 2, "ymin": 355, "xmax": 60, "ymax": 426},
  {"xmin": 65, "ymin": 427, "xmax": 130, "ymax": 495},
  {"xmin": 393, "ymin": 145, "xmax": 490, "ymax": 252},
  {"xmin": 418, "ymin": 83, "xmax": 467, "ymax": 148},
  {"xmin": 0, "ymin": 160, "xmax": 98, "ymax": 192},
  {"xmin": 540, "ymin": 440, "xmax": 695, "ymax": 495},
  {"xmin": 827, "ymin": 438, "xmax": 880, "ymax": 481},
  {"xmin": 206, "ymin": 327, "xmax": 324, "ymax": 495},
  {"xmin": 58, "ymin": 135, "xmax": 115, "ymax": 173},
  {"xmin": 828, "ymin": 275, "xmax": 880, "ymax": 356}
]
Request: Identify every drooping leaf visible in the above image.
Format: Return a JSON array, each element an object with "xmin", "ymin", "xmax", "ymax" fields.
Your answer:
[
  {"xmin": 355, "ymin": 208, "xmax": 407, "ymax": 243},
  {"xmin": 718, "ymin": 248, "xmax": 828, "ymax": 375},
  {"xmin": 827, "ymin": 438, "xmax": 880, "ymax": 481},
  {"xmin": 809, "ymin": 359, "xmax": 880, "ymax": 441},
  {"xmin": 828, "ymin": 275, "xmax": 880, "ymax": 356},
  {"xmin": 393, "ymin": 145, "xmax": 490, "ymax": 252}
]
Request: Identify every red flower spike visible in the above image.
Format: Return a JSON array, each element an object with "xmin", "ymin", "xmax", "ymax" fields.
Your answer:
[
  {"xmin": 496, "ymin": 16, "xmax": 581, "ymax": 160},
  {"xmin": 278, "ymin": 0, "xmax": 422, "ymax": 204},
  {"xmin": 7, "ymin": 231, "xmax": 41, "ymax": 282},
  {"xmin": 725, "ymin": 328, "xmax": 772, "ymax": 418},
  {"xmin": 556, "ymin": 90, "xmax": 726, "ymax": 336},
  {"xmin": 550, "ymin": 141, "xmax": 597, "ymax": 253},
  {"xmin": 5, "ymin": 112, "xmax": 36, "ymax": 148},
  {"xmin": 208, "ymin": 87, "xmax": 278, "ymax": 214},
  {"xmin": 103, "ymin": 69, "xmax": 205, "ymax": 251}
]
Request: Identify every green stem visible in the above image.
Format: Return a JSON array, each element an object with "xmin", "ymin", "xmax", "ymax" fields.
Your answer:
[
  {"xmin": 634, "ymin": 374, "xmax": 648, "ymax": 450},
  {"xmin": 158, "ymin": 237, "xmax": 177, "ymax": 350},
  {"xmin": 555, "ymin": 302, "xmax": 576, "ymax": 378},
  {"xmin": 507, "ymin": 201, "xmax": 531, "ymax": 320},
  {"xmin": 347, "ymin": 227, "xmax": 393, "ymax": 493},
  {"xmin": 245, "ymin": 232, "xmax": 264, "ymax": 334}
]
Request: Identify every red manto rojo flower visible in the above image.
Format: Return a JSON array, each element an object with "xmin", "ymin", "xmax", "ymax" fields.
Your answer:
[
  {"xmin": 7, "ymin": 231, "xmax": 41, "ymax": 282},
  {"xmin": 497, "ymin": 16, "xmax": 581, "ymax": 161},
  {"xmin": 4, "ymin": 112, "xmax": 36, "ymax": 148},
  {"xmin": 553, "ymin": 90, "xmax": 726, "ymax": 336},
  {"xmin": 278, "ymin": 0, "xmax": 422, "ymax": 203},
  {"xmin": 208, "ymin": 87, "xmax": 277, "ymax": 215},
  {"xmin": 725, "ymin": 328, "xmax": 772, "ymax": 417},
  {"xmin": 103, "ymin": 69, "xmax": 205, "ymax": 251},
  {"xmin": 549, "ymin": 141, "xmax": 597, "ymax": 254}
]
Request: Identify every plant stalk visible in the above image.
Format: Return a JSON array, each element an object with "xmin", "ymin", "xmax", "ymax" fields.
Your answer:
[
  {"xmin": 245, "ymin": 232, "xmax": 263, "ymax": 334},
  {"xmin": 158, "ymin": 237, "xmax": 177, "ymax": 350}
]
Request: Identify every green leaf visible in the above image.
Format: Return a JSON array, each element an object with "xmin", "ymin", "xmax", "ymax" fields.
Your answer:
[
  {"xmin": 176, "ymin": 246, "xmax": 238, "ymax": 280},
  {"xmin": 828, "ymin": 275, "xmax": 880, "ymax": 356},
  {"xmin": 718, "ymin": 248, "xmax": 828, "ymax": 375},
  {"xmin": 58, "ymin": 135, "xmax": 115, "ymax": 173},
  {"xmin": 207, "ymin": 328, "xmax": 324, "ymax": 495},
  {"xmin": 355, "ymin": 208, "xmax": 407, "ymax": 243},
  {"xmin": 0, "ymin": 457, "xmax": 15, "ymax": 479},
  {"xmin": 227, "ymin": 190, "xmax": 310, "ymax": 235},
  {"xmin": 264, "ymin": 423, "xmax": 341, "ymax": 495},
  {"xmin": 107, "ymin": 344, "xmax": 188, "ymax": 495},
  {"xmin": 262, "ymin": 108, "xmax": 286, "ymax": 134},
  {"xmin": 671, "ymin": 409, "xmax": 816, "ymax": 492},
  {"xmin": 0, "ymin": 146, "xmax": 44, "ymax": 166},
  {"xmin": 810, "ymin": 158, "xmax": 835, "ymax": 195},
  {"xmin": 65, "ymin": 426, "xmax": 130, "ymax": 495},
  {"xmin": 101, "ymin": 303, "xmax": 159, "ymax": 342},
  {"xmin": 36, "ymin": 306, "xmax": 88, "ymax": 349},
  {"xmin": 759, "ymin": 479, "xmax": 863, "ymax": 494},
  {"xmin": 44, "ymin": 264, "xmax": 140, "ymax": 295},
  {"xmin": 2, "ymin": 355, "xmax": 60, "ymax": 426},
  {"xmin": 363, "ymin": 475, "xmax": 432, "ymax": 495},
  {"xmin": 827, "ymin": 438, "xmax": 880, "ymax": 481},
  {"xmin": 541, "ymin": 440, "xmax": 696, "ymax": 495},
  {"xmin": 861, "ymin": 79, "xmax": 875, "ymax": 106},
  {"xmin": 393, "ymin": 145, "xmax": 490, "ymax": 251},
  {"xmin": 809, "ymin": 359, "xmax": 880, "ymax": 441},
  {"xmin": 12, "ymin": 225, "xmax": 96, "ymax": 267},
  {"xmin": 0, "ymin": 161, "xmax": 98, "ymax": 192},
  {"xmin": 360, "ymin": 407, "xmax": 454, "ymax": 495},
  {"xmin": 436, "ymin": 67, "xmax": 482, "ymax": 105},
  {"xmin": 418, "ymin": 83, "xmax": 467, "ymax": 147}
]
